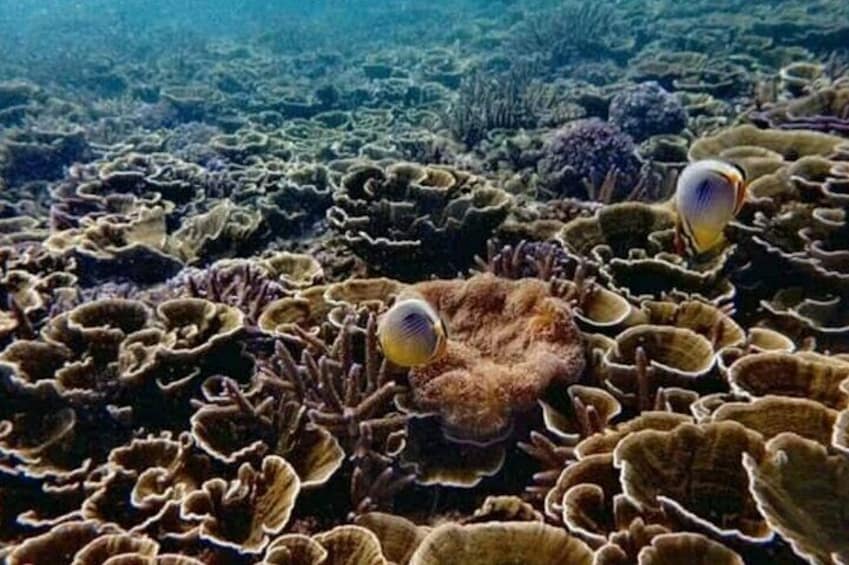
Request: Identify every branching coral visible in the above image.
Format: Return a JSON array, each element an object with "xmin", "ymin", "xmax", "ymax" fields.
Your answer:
[
  {"xmin": 258, "ymin": 313, "xmax": 407, "ymax": 449},
  {"xmin": 444, "ymin": 65, "xmax": 575, "ymax": 147},
  {"xmin": 445, "ymin": 70, "xmax": 535, "ymax": 148},
  {"xmin": 511, "ymin": 2, "xmax": 623, "ymax": 69}
]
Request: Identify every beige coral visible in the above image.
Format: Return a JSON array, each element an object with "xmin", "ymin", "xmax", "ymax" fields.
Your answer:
[
  {"xmin": 409, "ymin": 521, "xmax": 594, "ymax": 565},
  {"xmin": 614, "ymin": 421, "xmax": 770, "ymax": 540},
  {"xmin": 637, "ymin": 533, "xmax": 744, "ymax": 565},
  {"xmin": 744, "ymin": 432, "xmax": 849, "ymax": 565},
  {"xmin": 179, "ymin": 455, "xmax": 300, "ymax": 554}
]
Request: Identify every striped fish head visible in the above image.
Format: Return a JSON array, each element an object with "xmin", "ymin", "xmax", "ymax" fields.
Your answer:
[
  {"xmin": 377, "ymin": 298, "xmax": 447, "ymax": 367},
  {"xmin": 675, "ymin": 159, "xmax": 746, "ymax": 255}
]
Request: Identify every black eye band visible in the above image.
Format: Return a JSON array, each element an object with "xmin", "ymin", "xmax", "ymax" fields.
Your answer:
[
  {"xmin": 680, "ymin": 221, "xmax": 699, "ymax": 253},
  {"xmin": 728, "ymin": 161, "xmax": 747, "ymax": 182}
]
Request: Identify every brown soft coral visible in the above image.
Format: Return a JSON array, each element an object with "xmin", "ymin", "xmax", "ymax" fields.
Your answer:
[{"xmin": 408, "ymin": 274, "xmax": 585, "ymax": 443}]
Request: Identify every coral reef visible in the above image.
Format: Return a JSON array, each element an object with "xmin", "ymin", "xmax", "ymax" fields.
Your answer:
[{"xmin": 3, "ymin": 0, "xmax": 849, "ymax": 563}]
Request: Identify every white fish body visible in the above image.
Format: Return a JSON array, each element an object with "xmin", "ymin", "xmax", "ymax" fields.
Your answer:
[
  {"xmin": 675, "ymin": 159, "xmax": 746, "ymax": 254},
  {"xmin": 377, "ymin": 297, "xmax": 447, "ymax": 368}
]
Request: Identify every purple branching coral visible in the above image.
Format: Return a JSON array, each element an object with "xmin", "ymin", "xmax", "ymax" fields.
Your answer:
[
  {"xmin": 475, "ymin": 239, "xmax": 580, "ymax": 281},
  {"xmin": 170, "ymin": 261, "xmax": 289, "ymax": 326},
  {"xmin": 608, "ymin": 81, "xmax": 688, "ymax": 142},
  {"xmin": 536, "ymin": 118, "xmax": 641, "ymax": 201}
]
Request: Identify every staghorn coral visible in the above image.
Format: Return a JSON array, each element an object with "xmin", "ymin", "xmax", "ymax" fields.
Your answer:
[
  {"xmin": 444, "ymin": 65, "xmax": 575, "ymax": 147},
  {"xmin": 257, "ymin": 310, "xmax": 408, "ymax": 463},
  {"xmin": 406, "ymin": 274, "xmax": 585, "ymax": 443},
  {"xmin": 348, "ymin": 420, "xmax": 416, "ymax": 513},
  {"xmin": 444, "ymin": 70, "xmax": 536, "ymax": 148},
  {"xmin": 511, "ymin": 2, "xmax": 624, "ymax": 70}
]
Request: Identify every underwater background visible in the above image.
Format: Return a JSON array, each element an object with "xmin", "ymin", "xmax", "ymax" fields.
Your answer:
[{"xmin": 2, "ymin": 0, "xmax": 849, "ymax": 563}]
